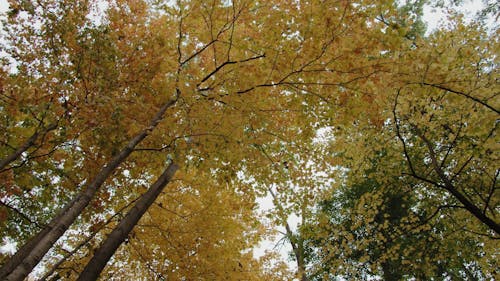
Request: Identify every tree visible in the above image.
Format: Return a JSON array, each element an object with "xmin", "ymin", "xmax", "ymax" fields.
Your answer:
[
  {"xmin": 393, "ymin": 17, "xmax": 499, "ymax": 235},
  {"xmin": 44, "ymin": 166, "xmax": 267, "ymax": 280},
  {"xmin": 303, "ymin": 158, "xmax": 497, "ymax": 280},
  {"xmin": 1, "ymin": 0, "xmax": 399, "ymax": 279},
  {"xmin": 2, "ymin": 0, "xmax": 496, "ymax": 279},
  {"xmin": 300, "ymin": 8, "xmax": 498, "ymax": 281},
  {"xmin": 249, "ymin": 136, "xmax": 339, "ymax": 281},
  {"xmin": 76, "ymin": 162, "xmax": 178, "ymax": 280}
]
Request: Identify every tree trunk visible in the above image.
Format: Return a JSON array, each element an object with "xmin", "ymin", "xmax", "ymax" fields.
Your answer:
[
  {"xmin": 285, "ymin": 223, "xmax": 308, "ymax": 281},
  {"xmin": 268, "ymin": 187, "xmax": 309, "ymax": 281},
  {"xmin": 77, "ymin": 162, "xmax": 178, "ymax": 281},
  {"xmin": 0, "ymin": 195, "xmax": 78, "ymax": 279},
  {"xmin": 40, "ymin": 196, "xmax": 140, "ymax": 281},
  {"xmin": 1, "ymin": 98, "xmax": 176, "ymax": 281}
]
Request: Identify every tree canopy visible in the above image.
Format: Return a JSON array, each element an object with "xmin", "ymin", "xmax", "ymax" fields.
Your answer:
[{"xmin": 0, "ymin": 0, "xmax": 498, "ymax": 280}]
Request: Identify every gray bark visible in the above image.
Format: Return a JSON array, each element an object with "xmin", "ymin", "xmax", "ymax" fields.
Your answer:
[
  {"xmin": 77, "ymin": 162, "xmax": 178, "ymax": 281},
  {"xmin": 1, "ymin": 98, "xmax": 176, "ymax": 281}
]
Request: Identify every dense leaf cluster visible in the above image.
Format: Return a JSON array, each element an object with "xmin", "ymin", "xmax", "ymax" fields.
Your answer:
[{"xmin": 0, "ymin": 0, "xmax": 497, "ymax": 280}]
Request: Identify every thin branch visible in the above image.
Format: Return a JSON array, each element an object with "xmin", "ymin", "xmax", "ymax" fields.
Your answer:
[
  {"xmin": 286, "ymin": 84, "xmax": 331, "ymax": 104},
  {"xmin": 421, "ymin": 82, "xmax": 499, "ymax": 115},
  {"xmin": 134, "ymin": 133, "xmax": 229, "ymax": 152},
  {"xmin": 439, "ymin": 118, "xmax": 465, "ymax": 170},
  {"xmin": 0, "ymin": 123, "xmax": 57, "ymax": 172},
  {"xmin": 0, "ymin": 200, "xmax": 45, "ymax": 229},
  {"xmin": 483, "ymin": 169, "xmax": 498, "ymax": 216},
  {"xmin": 418, "ymin": 204, "xmax": 465, "ymax": 227},
  {"xmin": 227, "ymin": 0, "xmax": 236, "ymax": 61},
  {"xmin": 198, "ymin": 53, "xmax": 265, "ymax": 85},
  {"xmin": 462, "ymin": 228, "xmax": 500, "ymax": 240},
  {"xmin": 180, "ymin": 39, "xmax": 218, "ymax": 66},
  {"xmin": 393, "ymin": 90, "xmax": 417, "ymax": 177},
  {"xmin": 129, "ymin": 240, "xmax": 166, "ymax": 281},
  {"xmin": 176, "ymin": 12, "xmax": 184, "ymax": 64}
]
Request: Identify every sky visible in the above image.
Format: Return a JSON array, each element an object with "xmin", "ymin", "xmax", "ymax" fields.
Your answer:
[{"xmin": 424, "ymin": 0, "xmax": 486, "ymax": 33}]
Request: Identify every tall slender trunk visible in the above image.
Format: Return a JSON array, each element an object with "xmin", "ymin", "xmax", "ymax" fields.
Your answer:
[
  {"xmin": 0, "ymin": 190, "xmax": 78, "ymax": 279},
  {"xmin": 77, "ymin": 162, "xmax": 178, "ymax": 281},
  {"xmin": 285, "ymin": 223, "xmax": 308, "ymax": 281},
  {"xmin": 40, "ymin": 196, "xmax": 141, "ymax": 281},
  {"xmin": 0, "ymin": 123, "xmax": 57, "ymax": 171},
  {"xmin": 1, "ymin": 98, "xmax": 176, "ymax": 281},
  {"xmin": 268, "ymin": 187, "xmax": 309, "ymax": 281}
]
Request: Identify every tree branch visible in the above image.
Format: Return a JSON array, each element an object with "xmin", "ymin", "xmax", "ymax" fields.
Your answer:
[
  {"xmin": 0, "ymin": 123, "xmax": 57, "ymax": 172},
  {"xmin": 414, "ymin": 126, "xmax": 500, "ymax": 235},
  {"xmin": 198, "ymin": 53, "xmax": 265, "ymax": 85},
  {"xmin": 421, "ymin": 82, "xmax": 499, "ymax": 115},
  {"xmin": 0, "ymin": 200, "xmax": 45, "ymax": 229}
]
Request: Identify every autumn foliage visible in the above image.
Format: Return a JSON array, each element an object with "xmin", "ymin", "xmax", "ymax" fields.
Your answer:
[{"xmin": 0, "ymin": 0, "xmax": 498, "ymax": 280}]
